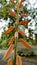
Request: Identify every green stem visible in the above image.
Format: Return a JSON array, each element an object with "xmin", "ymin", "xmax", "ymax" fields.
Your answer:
[
  {"xmin": 16, "ymin": 0, "xmax": 19, "ymax": 3},
  {"xmin": 13, "ymin": 1, "xmax": 19, "ymax": 65},
  {"xmin": 13, "ymin": 37, "xmax": 18, "ymax": 65}
]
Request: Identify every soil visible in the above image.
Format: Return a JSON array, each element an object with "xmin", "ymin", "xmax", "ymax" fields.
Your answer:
[
  {"xmin": 22, "ymin": 56, "xmax": 37, "ymax": 65},
  {"xmin": 0, "ymin": 54, "xmax": 37, "ymax": 65},
  {"xmin": 0, "ymin": 50, "xmax": 37, "ymax": 65}
]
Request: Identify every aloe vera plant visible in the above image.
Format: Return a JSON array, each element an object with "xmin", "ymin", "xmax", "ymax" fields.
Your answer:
[{"xmin": 2, "ymin": 0, "xmax": 32, "ymax": 65}]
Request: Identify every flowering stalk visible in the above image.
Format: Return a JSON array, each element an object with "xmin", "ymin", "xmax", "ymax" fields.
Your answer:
[{"xmin": 2, "ymin": 0, "xmax": 32, "ymax": 65}]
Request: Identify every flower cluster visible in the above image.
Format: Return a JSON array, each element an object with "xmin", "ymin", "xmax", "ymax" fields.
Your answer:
[{"xmin": 2, "ymin": 0, "xmax": 32, "ymax": 65}]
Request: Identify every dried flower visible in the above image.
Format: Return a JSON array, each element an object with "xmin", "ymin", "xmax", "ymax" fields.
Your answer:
[{"xmin": 14, "ymin": 31, "xmax": 18, "ymax": 38}]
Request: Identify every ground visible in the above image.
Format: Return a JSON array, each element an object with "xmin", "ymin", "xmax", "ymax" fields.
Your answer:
[{"xmin": 0, "ymin": 50, "xmax": 37, "ymax": 65}]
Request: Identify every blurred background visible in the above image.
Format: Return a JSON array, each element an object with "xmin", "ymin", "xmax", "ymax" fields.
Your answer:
[{"xmin": 0, "ymin": 0, "xmax": 37, "ymax": 49}]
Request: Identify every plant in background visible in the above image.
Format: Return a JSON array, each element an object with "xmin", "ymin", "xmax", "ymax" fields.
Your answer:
[{"xmin": 2, "ymin": 0, "xmax": 32, "ymax": 65}]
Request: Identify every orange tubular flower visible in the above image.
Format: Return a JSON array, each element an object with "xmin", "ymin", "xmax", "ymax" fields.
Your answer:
[
  {"xmin": 19, "ymin": 2, "xmax": 22, "ymax": 8},
  {"xmin": 2, "ymin": 44, "xmax": 14, "ymax": 61},
  {"xmin": 19, "ymin": 0, "xmax": 25, "ymax": 8},
  {"xmin": 8, "ymin": 8, "xmax": 16, "ymax": 17},
  {"xmin": 17, "ymin": 55, "xmax": 22, "ymax": 65},
  {"xmin": 4, "ymin": 26, "xmax": 14, "ymax": 34},
  {"xmin": 10, "ymin": 0, "xmax": 16, "ymax": 6},
  {"xmin": 21, "ymin": 14, "xmax": 28, "ymax": 17},
  {"xmin": 19, "ymin": 19, "xmax": 31, "ymax": 25},
  {"xmin": 21, "ymin": 0, "xmax": 25, "ymax": 2},
  {"xmin": 7, "ymin": 58, "xmax": 12, "ymax": 65},
  {"xmin": 8, "ymin": 37, "xmax": 15, "ymax": 45},
  {"xmin": 18, "ymin": 30, "xmax": 26, "ymax": 37},
  {"xmin": 19, "ymin": 38, "xmax": 32, "ymax": 48}
]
